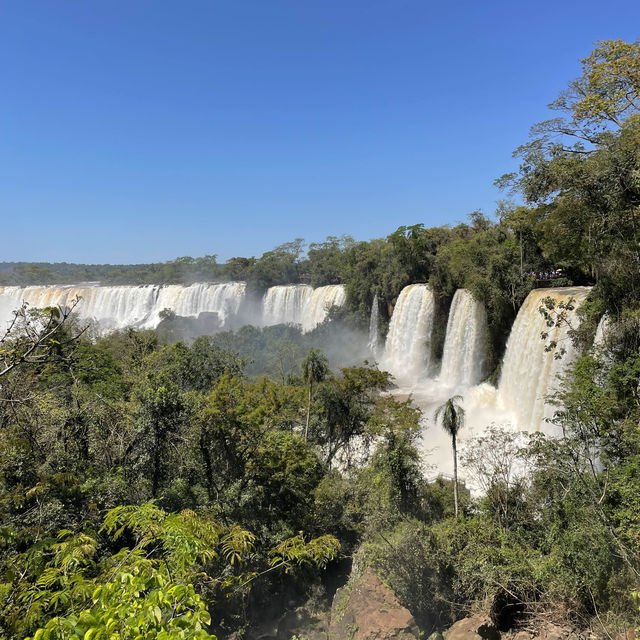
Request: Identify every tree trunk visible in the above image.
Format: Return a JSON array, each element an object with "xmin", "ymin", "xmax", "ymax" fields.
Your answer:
[{"xmin": 452, "ymin": 433, "xmax": 459, "ymax": 517}]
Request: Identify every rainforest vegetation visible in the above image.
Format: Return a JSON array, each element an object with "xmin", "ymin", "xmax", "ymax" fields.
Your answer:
[{"xmin": 2, "ymin": 39, "xmax": 640, "ymax": 639}]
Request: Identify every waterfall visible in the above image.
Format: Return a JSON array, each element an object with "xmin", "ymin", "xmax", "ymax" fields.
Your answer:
[
  {"xmin": 261, "ymin": 285, "xmax": 313, "ymax": 326},
  {"xmin": 0, "ymin": 281, "xmax": 348, "ymax": 335},
  {"xmin": 300, "ymin": 285, "xmax": 346, "ymax": 333},
  {"xmin": 382, "ymin": 284, "xmax": 435, "ymax": 384},
  {"xmin": 262, "ymin": 284, "xmax": 346, "ymax": 331},
  {"xmin": 145, "ymin": 283, "xmax": 246, "ymax": 328},
  {"xmin": 496, "ymin": 286, "xmax": 590, "ymax": 432},
  {"xmin": 439, "ymin": 289, "xmax": 487, "ymax": 388},
  {"xmin": 0, "ymin": 283, "xmax": 246, "ymax": 333},
  {"xmin": 593, "ymin": 314, "xmax": 609, "ymax": 348},
  {"xmin": 367, "ymin": 294, "xmax": 380, "ymax": 357}
]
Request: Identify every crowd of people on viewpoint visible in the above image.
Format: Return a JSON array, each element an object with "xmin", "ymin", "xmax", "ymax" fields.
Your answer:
[{"xmin": 523, "ymin": 268, "xmax": 564, "ymax": 280}]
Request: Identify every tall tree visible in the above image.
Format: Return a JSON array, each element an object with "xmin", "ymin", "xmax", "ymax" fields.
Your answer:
[
  {"xmin": 434, "ymin": 395, "xmax": 465, "ymax": 516},
  {"xmin": 302, "ymin": 348, "xmax": 329, "ymax": 441}
]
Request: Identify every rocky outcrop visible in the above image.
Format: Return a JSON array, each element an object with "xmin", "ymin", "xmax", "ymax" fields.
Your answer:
[
  {"xmin": 445, "ymin": 614, "xmax": 501, "ymax": 640},
  {"xmin": 453, "ymin": 619, "xmax": 590, "ymax": 640},
  {"xmin": 329, "ymin": 567, "xmax": 420, "ymax": 640}
]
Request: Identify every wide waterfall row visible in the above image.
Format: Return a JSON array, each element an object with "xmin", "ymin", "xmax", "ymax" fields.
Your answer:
[
  {"xmin": 0, "ymin": 283, "xmax": 247, "ymax": 332},
  {"xmin": 379, "ymin": 284, "xmax": 594, "ymax": 433},
  {"xmin": 0, "ymin": 282, "xmax": 347, "ymax": 334},
  {"xmin": 496, "ymin": 287, "xmax": 590, "ymax": 431}
]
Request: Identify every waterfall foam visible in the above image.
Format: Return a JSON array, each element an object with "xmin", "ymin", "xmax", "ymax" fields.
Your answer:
[
  {"xmin": 496, "ymin": 286, "xmax": 590, "ymax": 433},
  {"xmin": 439, "ymin": 289, "xmax": 487, "ymax": 389},
  {"xmin": 0, "ymin": 283, "xmax": 246, "ymax": 333},
  {"xmin": 382, "ymin": 284, "xmax": 435, "ymax": 384}
]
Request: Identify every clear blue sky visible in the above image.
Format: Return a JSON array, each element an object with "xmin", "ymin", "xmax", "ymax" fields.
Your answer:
[{"xmin": 1, "ymin": 1, "xmax": 639, "ymax": 264}]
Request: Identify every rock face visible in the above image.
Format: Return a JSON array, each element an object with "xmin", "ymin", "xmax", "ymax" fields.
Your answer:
[
  {"xmin": 446, "ymin": 615, "xmax": 500, "ymax": 640},
  {"xmin": 329, "ymin": 567, "xmax": 420, "ymax": 640}
]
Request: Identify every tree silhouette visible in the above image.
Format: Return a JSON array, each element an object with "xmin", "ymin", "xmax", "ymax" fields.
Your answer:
[
  {"xmin": 302, "ymin": 348, "xmax": 329, "ymax": 441},
  {"xmin": 434, "ymin": 395, "xmax": 465, "ymax": 516}
]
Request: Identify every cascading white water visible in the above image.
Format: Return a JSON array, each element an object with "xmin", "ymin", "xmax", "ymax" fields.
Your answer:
[
  {"xmin": 593, "ymin": 314, "xmax": 609, "ymax": 348},
  {"xmin": 0, "ymin": 283, "xmax": 246, "ymax": 333},
  {"xmin": 261, "ymin": 285, "xmax": 313, "ymax": 326},
  {"xmin": 261, "ymin": 284, "xmax": 346, "ymax": 330},
  {"xmin": 0, "ymin": 281, "xmax": 348, "ymax": 335},
  {"xmin": 144, "ymin": 283, "xmax": 246, "ymax": 328},
  {"xmin": 382, "ymin": 284, "xmax": 435, "ymax": 384},
  {"xmin": 439, "ymin": 289, "xmax": 487, "ymax": 389},
  {"xmin": 367, "ymin": 294, "xmax": 380, "ymax": 357},
  {"xmin": 496, "ymin": 286, "xmax": 590, "ymax": 432},
  {"xmin": 300, "ymin": 285, "xmax": 346, "ymax": 333}
]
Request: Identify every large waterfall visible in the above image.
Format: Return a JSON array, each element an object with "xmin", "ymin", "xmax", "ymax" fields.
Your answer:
[
  {"xmin": 0, "ymin": 283, "xmax": 246, "ymax": 332},
  {"xmin": 496, "ymin": 286, "xmax": 590, "ymax": 432},
  {"xmin": 439, "ymin": 289, "xmax": 487, "ymax": 389},
  {"xmin": 301, "ymin": 285, "xmax": 347, "ymax": 333},
  {"xmin": 262, "ymin": 284, "xmax": 346, "ymax": 332},
  {"xmin": 261, "ymin": 285, "xmax": 314, "ymax": 326},
  {"xmin": 382, "ymin": 284, "xmax": 435, "ymax": 384},
  {"xmin": 0, "ymin": 281, "xmax": 348, "ymax": 336}
]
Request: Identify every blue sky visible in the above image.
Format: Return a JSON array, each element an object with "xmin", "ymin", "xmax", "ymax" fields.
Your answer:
[{"xmin": 1, "ymin": 1, "xmax": 639, "ymax": 264}]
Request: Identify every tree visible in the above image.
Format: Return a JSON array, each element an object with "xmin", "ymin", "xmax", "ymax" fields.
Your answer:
[
  {"xmin": 434, "ymin": 395, "xmax": 465, "ymax": 516},
  {"xmin": 314, "ymin": 366, "xmax": 390, "ymax": 467},
  {"xmin": 4, "ymin": 503, "xmax": 339, "ymax": 640},
  {"xmin": 0, "ymin": 299, "xmax": 86, "ymax": 379},
  {"xmin": 137, "ymin": 377, "xmax": 191, "ymax": 497},
  {"xmin": 301, "ymin": 348, "xmax": 329, "ymax": 441},
  {"xmin": 497, "ymin": 39, "xmax": 640, "ymax": 311}
]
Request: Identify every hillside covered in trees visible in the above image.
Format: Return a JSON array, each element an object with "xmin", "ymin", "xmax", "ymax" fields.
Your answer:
[{"xmin": 2, "ymin": 39, "xmax": 640, "ymax": 640}]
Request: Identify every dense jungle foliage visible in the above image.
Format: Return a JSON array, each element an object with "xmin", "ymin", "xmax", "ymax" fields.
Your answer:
[{"xmin": 2, "ymin": 39, "xmax": 640, "ymax": 639}]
